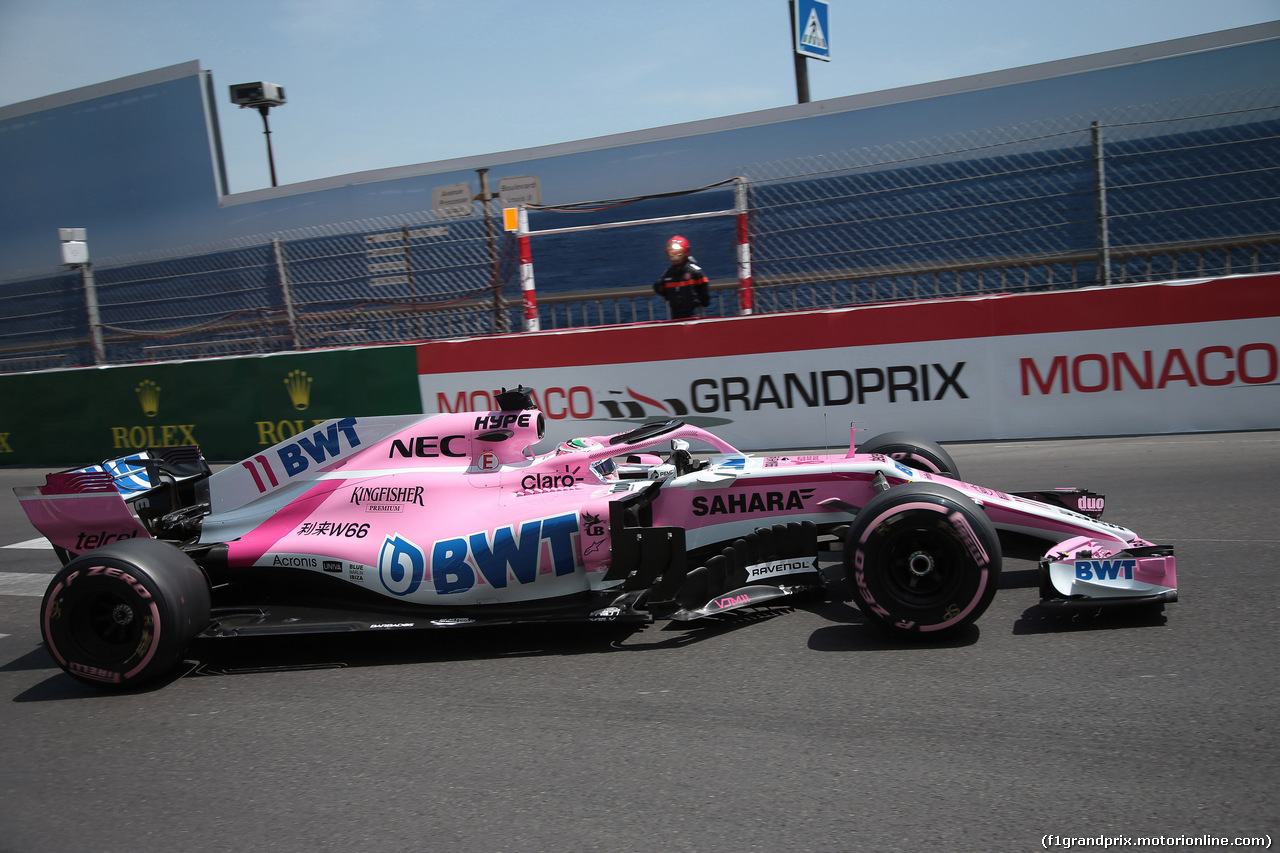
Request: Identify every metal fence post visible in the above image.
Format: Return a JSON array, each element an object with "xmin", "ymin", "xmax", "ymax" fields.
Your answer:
[
  {"xmin": 477, "ymin": 169, "xmax": 506, "ymax": 334},
  {"xmin": 516, "ymin": 206, "xmax": 540, "ymax": 332},
  {"xmin": 735, "ymin": 177, "xmax": 754, "ymax": 315},
  {"xmin": 81, "ymin": 262, "xmax": 106, "ymax": 364},
  {"xmin": 1092, "ymin": 120, "xmax": 1112, "ymax": 286},
  {"xmin": 272, "ymin": 237, "xmax": 301, "ymax": 348}
]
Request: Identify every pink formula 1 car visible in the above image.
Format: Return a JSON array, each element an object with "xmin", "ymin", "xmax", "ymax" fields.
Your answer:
[{"xmin": 15, "ymin": 387, "xmax": 1177, "ymax": 690}]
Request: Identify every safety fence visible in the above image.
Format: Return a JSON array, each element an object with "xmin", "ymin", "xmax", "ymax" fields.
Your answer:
[{"xmin": 1, "ymin": 87, "xmax": 1277, "ymax": 372}]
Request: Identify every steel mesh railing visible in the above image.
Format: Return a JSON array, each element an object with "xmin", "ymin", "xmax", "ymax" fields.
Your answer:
[{"xmin": 1, "ymin": 88, "xmax": 1276, "ymax": 372}]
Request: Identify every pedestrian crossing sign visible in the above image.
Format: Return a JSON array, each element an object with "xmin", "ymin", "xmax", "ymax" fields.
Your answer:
[{"xmin": 795, "ymin": 0, "xmax": 830, "ymax": 62}]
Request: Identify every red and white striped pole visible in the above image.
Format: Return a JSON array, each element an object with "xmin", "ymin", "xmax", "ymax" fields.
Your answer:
[
  {"xmin": 734, "ymin": 177, "xmax": 754, "ymax": 315},
  {"xmin": 507, "ymin": 205, "xmax": 540, "ymax": 332}
]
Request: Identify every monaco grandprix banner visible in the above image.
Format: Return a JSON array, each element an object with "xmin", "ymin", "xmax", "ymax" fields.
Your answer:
[{"xmin": 415, "ymin": 274, "xmax": 1279, "ymax": 450}]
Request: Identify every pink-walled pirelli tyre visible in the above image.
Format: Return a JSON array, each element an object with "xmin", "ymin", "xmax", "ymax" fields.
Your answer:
[
  {"xmin": 858, "ymin": 432, "xmax": 960, "ymax": 479},
  {"xmin": 844, "ymin": 483, "xmax": 1001, "ymax": 639},
  {"xmin": 40, "ymin": 538, "xmax": 211, "ymax": 691}
]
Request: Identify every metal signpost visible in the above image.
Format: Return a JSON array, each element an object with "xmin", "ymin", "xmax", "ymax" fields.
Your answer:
[{"xmin": 790, "ymin": 0, "xmax": 830, "ymax": 104}]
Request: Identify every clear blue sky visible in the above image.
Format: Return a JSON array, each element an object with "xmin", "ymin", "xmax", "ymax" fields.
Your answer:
[{"xmin": 1, "ymin": 0, "xmax": 1276, "ymax": 194}]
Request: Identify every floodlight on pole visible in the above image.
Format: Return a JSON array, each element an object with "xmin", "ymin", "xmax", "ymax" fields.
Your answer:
[
  {"xmin": 230, "ymin": 82, "xmax": 286, "ymax": 187},
  {"xmin": 59, "ymin": 228, "xmax": 105, "ymax": 364}
]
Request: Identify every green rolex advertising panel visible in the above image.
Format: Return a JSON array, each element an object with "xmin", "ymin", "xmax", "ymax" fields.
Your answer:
[{"xmin": 0, "ymin": 346, "xmax": 421, "ymax": 467}]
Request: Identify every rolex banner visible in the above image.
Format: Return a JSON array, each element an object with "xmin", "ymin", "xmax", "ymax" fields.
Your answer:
[
  {"xmin": 413, "ymin": 275, "xmax": 1279, "ymax": 450},
  {"xmin": 0, "ymin": 347, "xmax": 421, "ymax": 467}
]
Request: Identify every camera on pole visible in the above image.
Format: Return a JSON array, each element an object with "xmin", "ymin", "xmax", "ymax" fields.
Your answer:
[{"xmin": 230, "ymin": 82, "xmax": 286, "ymax": 187}]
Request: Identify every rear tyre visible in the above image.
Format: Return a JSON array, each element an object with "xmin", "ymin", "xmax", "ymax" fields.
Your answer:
[
  {"xmin": 844, "ymin": 483, "xmax": 1000, "ymax": 638},
  {"xmin": 40, "ymin": 538, "xmax": 211, "ymax": 690},
  {"xmin": 859, "ymin": 431, "xmax": 959, "ymax": 479}
]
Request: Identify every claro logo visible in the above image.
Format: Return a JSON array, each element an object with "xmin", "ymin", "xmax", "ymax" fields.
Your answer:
[{"xmin": 1021, "ymin": 345, "xmax": 1277, "ymax": 395}]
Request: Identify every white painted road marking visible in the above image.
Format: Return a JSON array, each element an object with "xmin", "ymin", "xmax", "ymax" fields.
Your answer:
[{"xmin": 0, "ymin": 573, "xmax": 50, "ymax": 597}]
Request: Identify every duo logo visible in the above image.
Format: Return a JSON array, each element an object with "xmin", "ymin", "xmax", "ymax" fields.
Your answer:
[
  {"xmin": 1075, "ymin": 559, "xmax": 1136, "ymax": 581},
  {"xmin": 378, "ymin": 512, "xmax": 580, "ymax": 596}
]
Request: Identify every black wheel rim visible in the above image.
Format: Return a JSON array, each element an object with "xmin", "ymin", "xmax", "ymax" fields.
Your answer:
[
  {"xmin": 877, "ymin": 522, "xmax": 968, "ymax": 606},
  {"xmin": 69, "ymin": 587, "xmax": 143, "ymax": 660}
]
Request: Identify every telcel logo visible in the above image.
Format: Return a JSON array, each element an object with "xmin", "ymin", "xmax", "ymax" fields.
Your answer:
[{"xmin": 75, "ymin": 530, "xmax": 140, "ymax": 550}]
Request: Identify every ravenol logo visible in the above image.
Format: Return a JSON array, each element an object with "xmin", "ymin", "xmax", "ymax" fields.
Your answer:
[{"xmin": 1075, "ymin": 559, "xmax": 1136, "ymax": 581}]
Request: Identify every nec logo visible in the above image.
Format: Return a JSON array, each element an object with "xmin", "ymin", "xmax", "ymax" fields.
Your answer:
[
  {"xmin": 388, "ymin": 435, "xmax": 466, "ymax": 458},
  {"xmin": 1075, "ymin": 559, "xmax": 1136, "ymax": 581}
]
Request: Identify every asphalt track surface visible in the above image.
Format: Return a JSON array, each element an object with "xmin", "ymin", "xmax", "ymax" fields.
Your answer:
[{"xmin": 0, "ymin": 432, "xmax": 1276, "ymax": 853}]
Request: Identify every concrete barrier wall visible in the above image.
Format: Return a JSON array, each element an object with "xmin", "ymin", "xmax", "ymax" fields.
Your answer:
[
  {"xmin": 0, "ymin": 346, "xmax": 420, "ymax": 467},
  {"xmin": 1, "ymin": 275, "xmax": 1274, "ymax": 468},
  {"xmin": 415, "ymin": 274, "xmax": 1280, "ymax": 450}
]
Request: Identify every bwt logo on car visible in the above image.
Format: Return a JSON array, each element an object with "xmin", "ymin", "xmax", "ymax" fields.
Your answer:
[
  {"xmin": 378, "ymin": 512, "xmax": 580, "ymax": 596},
  {"xmin": 1075, "ymin": 559, "xmax": 1137, "ymax": 581},
  {"xmin": 242, "ymin": 418, "xmax": 362, "ymax": 493}
]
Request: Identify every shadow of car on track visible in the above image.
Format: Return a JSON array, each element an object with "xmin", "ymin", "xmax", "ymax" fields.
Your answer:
[
  {"xmin": 1012, "ymin": 603, "xmax": 1168, "ymax": 635},
  {"xmin": 802, "ymin": 598, "xmax": 983, "ymax": 652},
  {"xmin": 1000, "ymin": 554, "xmax": 1171, "ymax": 634},
  {"xmin": 9, "ymin": 606, "xmax": 805, "ymax": 699},
  {"xmin": 6, "ymin": 561, "xmax": 1166, "ymax": 700}
]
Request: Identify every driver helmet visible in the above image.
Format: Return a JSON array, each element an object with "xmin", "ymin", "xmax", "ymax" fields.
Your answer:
[
  {"xmin": 666, "ymin": 235, "xmax": 690, "ymax": 263},
  {"xmin": 557, "ymin": 436, "xmax": 602, "ymax": 455},
  {"xmin": 557, "ymin": 436, "xmax": 615, "ymax": 477}
]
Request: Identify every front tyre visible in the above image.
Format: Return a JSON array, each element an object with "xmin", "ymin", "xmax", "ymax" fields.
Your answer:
[
  {"xmin": 40, "ymin": 538, "xmax": 211, "ymax": 690},
  {"xmin": 858, "ymin": 431, "xmax": 959, "ymax": 479},
  {"xmin": 844, "ymin": 483, "xmax": 1000, "ymax": 638}
]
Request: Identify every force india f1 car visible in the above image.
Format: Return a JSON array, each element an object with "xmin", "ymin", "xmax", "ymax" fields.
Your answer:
[{"xmin": 15, "ymin": 386, "xmax": 1177, "ymax": 690}]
